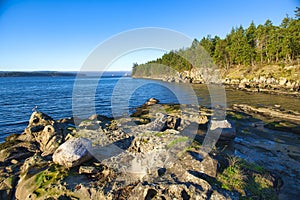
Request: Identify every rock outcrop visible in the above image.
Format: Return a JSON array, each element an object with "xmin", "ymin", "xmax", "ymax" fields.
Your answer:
[
  {"xmin": 18, "ymin": 111, "xmax": 71, "ymax": 156},
  {"xmin": 0, "ymin": 102, "xmax": 284, "ymax": 199}
]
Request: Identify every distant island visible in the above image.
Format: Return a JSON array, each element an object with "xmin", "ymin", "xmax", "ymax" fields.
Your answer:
[
  {"xmin": 0, "ymin": 71, "xmax": 77, "ymax": 77},
  {"xmin": 0, "ymin": 71, "xmax": 131, "ymax": 78}
]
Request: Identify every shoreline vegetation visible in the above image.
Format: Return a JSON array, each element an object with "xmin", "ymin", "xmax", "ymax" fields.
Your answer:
[
  {"xmin": 1, "ymin": 98, "xmax": 300, "ymax": 199},
  {"xmin": 132, "ymin": 8, "xmax": 300, "ymax": 97}
]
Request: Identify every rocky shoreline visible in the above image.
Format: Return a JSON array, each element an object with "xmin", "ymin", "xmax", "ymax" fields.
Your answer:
[
  {"xmin": 1, "ymin": 99, "xmax": 299, "ymax": 199},
  {"xmin": 224, "ymin": 77, "xmax": 300, "ymax": 97},
  {"xmin": 133, "ymin": 66, "xmax": 300, "ymax": 97}
]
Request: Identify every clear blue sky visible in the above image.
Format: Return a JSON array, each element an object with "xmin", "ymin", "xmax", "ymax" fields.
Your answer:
[{"xmin": 0, "ymin": 0, "xmax": 298, "ymax": 71}]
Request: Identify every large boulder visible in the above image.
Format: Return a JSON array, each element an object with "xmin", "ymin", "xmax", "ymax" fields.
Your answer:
[{"xmin": 53, "ymin": 138, "xmax": 92, "ymax": 168}]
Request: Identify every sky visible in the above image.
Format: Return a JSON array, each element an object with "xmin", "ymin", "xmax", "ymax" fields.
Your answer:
[{"xmin": 0, "ymin": 0, "xmax": 298, "ymax": 71}]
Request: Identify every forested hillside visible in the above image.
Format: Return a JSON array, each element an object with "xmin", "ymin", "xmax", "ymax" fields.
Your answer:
[{"xmin": 132, "ymin": 7, "xmax": 300, "ymax": 77}]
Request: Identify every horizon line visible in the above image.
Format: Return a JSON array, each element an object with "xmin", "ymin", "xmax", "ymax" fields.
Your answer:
[{"xmin": 0, "ymin": 70, "xmax": 132, "ymax": 72}]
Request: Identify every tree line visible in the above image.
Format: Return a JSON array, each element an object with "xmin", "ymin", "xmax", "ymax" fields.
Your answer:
[{"xmin": 132, "ymin": 7, "xmax": 300, "ymax": 76}]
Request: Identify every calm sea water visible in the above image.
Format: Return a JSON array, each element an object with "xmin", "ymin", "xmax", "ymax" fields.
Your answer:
[
  {"xmin": 0, "ymin": 76, "xmax": 196, "ymax": 142},
  {"xmin": 0, "ymin": 76, "xmax": 299, "ymax": 142}
]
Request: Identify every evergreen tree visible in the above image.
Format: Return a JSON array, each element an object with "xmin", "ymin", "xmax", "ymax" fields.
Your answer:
[
  {"xmin": 246, "ymin": 21, "xmax": 257, "ymax": 65},
  {"xmin": 132, "ymin": 7, "xmax": 300, "ymax": 77}
]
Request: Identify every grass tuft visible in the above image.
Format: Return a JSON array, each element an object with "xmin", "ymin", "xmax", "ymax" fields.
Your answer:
[
  {"xmin": 217, "ymin": 156, "xmax": 278, "ymax": 199},
  {"xmin": 217, "ymin": 156, "xmax": 246, "ymax": 195}
]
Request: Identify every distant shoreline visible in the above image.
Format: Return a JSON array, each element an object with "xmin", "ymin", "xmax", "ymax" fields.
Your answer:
[
  {"xmin": 0, "ymin": 71, "xmax": 77, "ymax": 77},
  {"xmin": 0, "ymin": 71, "xmax": 131, "ymax": 78}
]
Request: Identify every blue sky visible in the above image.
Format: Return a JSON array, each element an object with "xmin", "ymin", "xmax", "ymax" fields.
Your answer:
[{"xmin": 0, "ymin": 0, "xmax": 298, "ymax": 71}]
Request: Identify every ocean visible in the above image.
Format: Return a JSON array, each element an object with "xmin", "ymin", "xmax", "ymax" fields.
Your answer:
[
  {"xmin": 1, "ymin": 75, "xmax": 299, "ymax": 142},
  {"xmin": 0, "ymin": 76, "xmax": 198, "ymax": 142}
]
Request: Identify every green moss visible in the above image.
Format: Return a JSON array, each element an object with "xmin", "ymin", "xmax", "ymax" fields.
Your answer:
[
  {"xmin": 33, "ymin": 164, "xmax": 68, "ymax": 197},
  {"xmin": 167, "ymin": 136, "xmax": 189, "ymax": 148},
  {"xmin": 164, "ymin": 104, "xmax": 180, "ymax": 114},
  {"xmin": 142, "ymin": 138, "xmax": 150, "ymax": 143},
  {"xmin": 155, "ymin": 132, "xmax": 167, "ymax": 137},
  {"xmin": 81, "ymin": 119, "xmax": 93, "ymax": 123},
  {"xmin": 227, "ymin": 111, "xmax": 246, "ymax": 120},
  {"xmin": 176, "ymin": 143, "xmax": 202, "ymax": 158}
]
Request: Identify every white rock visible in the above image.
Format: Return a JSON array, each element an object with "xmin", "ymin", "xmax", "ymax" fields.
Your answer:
[
  {"xmin": 209, "ymin": 120, "xmax": 232, "ymax": 130},
  {"xmin": 53, "ymin": 138, "xmax": 92, "ymax": 168},
  {"xmin": 209, "ymin": 120, "xmax": 236, "ymax": 141}
]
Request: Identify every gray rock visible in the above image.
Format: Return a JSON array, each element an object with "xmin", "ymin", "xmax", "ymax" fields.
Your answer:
[
  {"xmin": 0, "ymin": 141, "xmax": 36, "ymax": 163},
  {"xmin": 53, "ymin": 138, "xmax": 92, "ymax": 168},
  {"xmin": 279, "ymin": 77, "xmax": 287, "ymax": 86},
  {"xmin": 79, "ymin": 166, "xmax": 98, "ymax": 174},
  {"xmin": 38, "ymin": 125, "xmax": 64, "ymax": 156},
  {"xmin": 210, "ymin": 120, "xmax": 236, "ymax": 142},
  {"xmin": 210, "ymin": 120, "xmax": 232, "ymax": 130},
  {"xmin": 145, "ymin": 97, "xmax": 159, "ymax": 106},
  {"xmin": 179, "ymin": 150, "xmax": 218, "ymax": 178}
]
